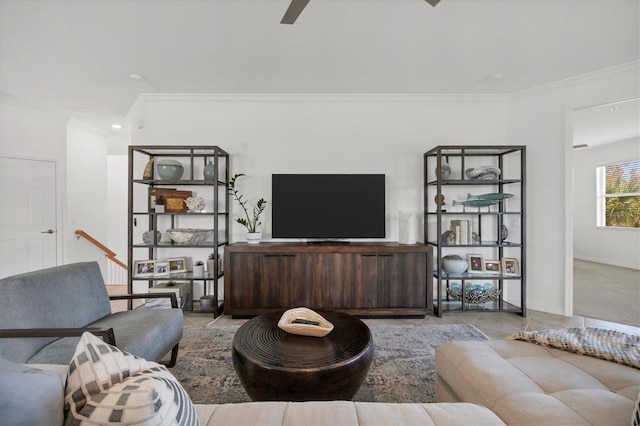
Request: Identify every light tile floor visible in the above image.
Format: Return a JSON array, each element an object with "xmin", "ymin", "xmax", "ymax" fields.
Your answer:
[{"xmin": 185, "ymin": 308, "xmax": 640, "ymax": 339}]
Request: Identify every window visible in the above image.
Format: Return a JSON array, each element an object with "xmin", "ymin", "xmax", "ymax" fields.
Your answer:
[{"xmin": 596, "ymin": 160, "xmax": 640, "ymax": 228}]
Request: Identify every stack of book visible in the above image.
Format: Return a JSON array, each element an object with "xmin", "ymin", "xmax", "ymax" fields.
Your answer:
[{"xmin": 450, "ymin": 219, "xmax": 473, "ymax": 244}]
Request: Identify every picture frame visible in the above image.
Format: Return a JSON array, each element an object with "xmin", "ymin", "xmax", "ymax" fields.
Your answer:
[
  {"xmin": 133, "ymin": 259, "xmax": 156, "ymax": 277},
  {"xmin": 149, "ymin": 187, "xmax": 176, "ymax": 211},
  {"xmin": 164, "ymin": 190, "xmax": 193, "ymax": 213},
  {"xmin": 155, "ymin": 261, "xmax": 169, "ymax": 276},
  {"xmin": 484, "ymin": 259, "xmax": 501, "ymax": 274},
  {"xmin": 167, "ymin": 257, "xmax": 187, "ymax": 274},
  {"xmin": 501, "ymin": 258, "xmax": 520, "ymax": 276},
  {"xmin": 467, "ymin": 254, "xmax": 484, "ymax": 273}
]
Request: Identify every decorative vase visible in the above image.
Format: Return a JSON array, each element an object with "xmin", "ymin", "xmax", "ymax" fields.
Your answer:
[
  {"xmin": 207, "ymin": 256, "xmax": 222, "ymax": 275},
  {"xmin": 435, "ymin": 157, "xmax": 451, "ymax": 180},
  {"xmin": 442, "ymin": 254, "xmax": 468, "ymax": 275},
  {"xmin": 203, "ymin": 161, "xmax": 215, "ymax": 181},
  {"xmin": 245, "ymin": 232, "xmax": 262, "ymax": 244},
  {"xmin": 193, "ymin": 263, "xmax": 204, "ymax": 277}
]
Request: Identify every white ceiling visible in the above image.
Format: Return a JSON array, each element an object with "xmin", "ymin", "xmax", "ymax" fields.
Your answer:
[
  {"xmin": 0, "ymin": 0, "xmax": 638, "ymax": 135},
  {"xmin": 573, "ymin": 98, "xmax": 640, "ymax": 148}
]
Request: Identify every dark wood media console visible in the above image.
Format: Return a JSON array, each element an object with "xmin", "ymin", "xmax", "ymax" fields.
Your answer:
[{"xmin": 224, "ymin": 242, "xmax": 433, "ymax": 318}]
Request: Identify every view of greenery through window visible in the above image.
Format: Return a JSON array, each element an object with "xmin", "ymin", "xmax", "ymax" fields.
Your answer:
[{"xmin": 602, "ymin": 160, "xmax": 640, "ymax": 228}]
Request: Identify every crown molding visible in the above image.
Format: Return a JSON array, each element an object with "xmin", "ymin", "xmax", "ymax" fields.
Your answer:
[
  {"xmin": 510, "ymin": 61, "xmax": 640, "ymax": 99},
  {"xmin": 0, "ymin": 103, "xmax": 68, "ymax": 122},
  {"xmin": 126, "ymin": 92, "xmax": 509, "ymax": 121},
  {"xmin": 125, "ymin": 61, "xmax": 640, "ymax": 121}
]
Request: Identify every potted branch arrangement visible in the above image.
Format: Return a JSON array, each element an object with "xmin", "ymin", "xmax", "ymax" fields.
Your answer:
[{"xmin": 228, "ymin": 173, "xmax": 267, "ymax": 244}]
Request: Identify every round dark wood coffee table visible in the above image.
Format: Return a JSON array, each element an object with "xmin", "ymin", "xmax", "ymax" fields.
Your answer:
[{"xmin": 232, "ymin": 310, "xmax": 374, "ymax": 401}]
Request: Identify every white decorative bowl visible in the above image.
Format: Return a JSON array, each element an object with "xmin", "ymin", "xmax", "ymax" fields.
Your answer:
[
  {"xmin": 166, "ymin": 228, "xmax": 213, "ymax": 245},
  {"xmin": 157, "ymin": 159, "xmax": 184, "ymax": 180},
  {"xmin": 465, "ymin": 166, "xmax": 501, "ymax": 180},
  {"xmin": 278, "ymin": 307, "xmax": 334, "ymax": 337}
]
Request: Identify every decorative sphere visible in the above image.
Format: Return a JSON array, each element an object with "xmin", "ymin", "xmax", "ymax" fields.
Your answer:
[{"xmin": 442, "ymin": 255, "xmax": 468, "ymax": 275}]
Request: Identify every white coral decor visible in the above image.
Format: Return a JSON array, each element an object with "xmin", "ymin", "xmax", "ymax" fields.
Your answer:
[{"xmin": 184, "ymin": 196, "xmax": 205, "ymax": 212}]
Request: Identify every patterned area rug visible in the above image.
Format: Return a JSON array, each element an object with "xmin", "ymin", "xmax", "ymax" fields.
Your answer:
[{"xmin": 169, "ymin": 324, "xmax": 488, "ymax": 404}]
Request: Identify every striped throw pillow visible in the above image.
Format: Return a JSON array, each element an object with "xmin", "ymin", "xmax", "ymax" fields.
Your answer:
[{"xmin": 64, "ymin": 332, "xmax": 198, "ymax": 426}]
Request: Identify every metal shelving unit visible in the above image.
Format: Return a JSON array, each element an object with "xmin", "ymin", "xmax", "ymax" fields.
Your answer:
[
  {"xmin": 127, "ymin": 145, "xmax": 230, "ymax": 317},
  {"xmin": 424, "ymin": 145, "xmax": 526, "ymax": 317}
]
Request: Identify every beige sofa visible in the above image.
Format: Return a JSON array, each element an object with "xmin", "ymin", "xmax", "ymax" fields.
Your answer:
[
  {"xmin": 1, "ymin": 359, "xmax": 504, "ymax": 425},
  {"xmin": 435, "ymin": 339, "xmax": 639, "ymax": 425}
]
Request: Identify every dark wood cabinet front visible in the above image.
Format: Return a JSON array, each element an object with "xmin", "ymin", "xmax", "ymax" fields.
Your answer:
[{"xmin": 224, "ymin": 242, "xmax": 432, "ymax": 317}]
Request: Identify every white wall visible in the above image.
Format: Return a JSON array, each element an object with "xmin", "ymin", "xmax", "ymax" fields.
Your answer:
[
  {"xmin": 65, "ymin": 120, "xmax": 109, "ymax": 270},
  {"xmin": 0, "ymin": 105, "xmax": 67, "ymax": 267},
  {"xmin": 107, "ymin": 155, "xmax": 128, "ymax": 264},
  {"xmin": 130, "ymin": 95, "xmax": 509, "ymax": 243},
  {"xmin": 508, "ymin": 63, "xmax": 639, "ymax": 315},
  {"xmin": 573, "ymin": 137, "xmax": 640, "ymax": 269},
  {"xmin": 1, "ymin": 106, "xmax": 126, "ymax": 279},
  {"xmin": 127, "ymin": 64, "xmax": 639, "ymax": 317}
]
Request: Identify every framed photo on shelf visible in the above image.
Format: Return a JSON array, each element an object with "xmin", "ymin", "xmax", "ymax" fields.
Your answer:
[
  {"xmin": 164, "ymin": 190, "xmax": 193, "ymax": 213},
  {"xmin": 467, "ymin": 254, "xmax": 484, "ymax": 273},
  {"xmin": 149, "ymin": 187, "xmax": 176, "ymax": 211},
  {"xmin": 484, "ymin": 259, "xmax": 501, "ymax": 274},
  {"xmin": 167, "ymin": 257, "xmax": 187, "ymax": 274},
  {"xmin": 133, "ymin": 260, "xmax": 156, "ymax": 277},
  {"xmin": 501, "ymin": 258, "xmax": 520, "ymax": 276},
  {"xmin": 155, "ymin": 261, "xmax": 169, "ymax": 276}
]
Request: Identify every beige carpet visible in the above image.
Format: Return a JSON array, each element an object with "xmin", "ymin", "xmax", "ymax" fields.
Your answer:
[{"xmin": 573, "ymin": 259, "xmax": 640, "ymax": 327}]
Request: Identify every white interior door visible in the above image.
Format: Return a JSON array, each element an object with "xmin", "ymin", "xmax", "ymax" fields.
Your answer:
[{"xmin": 0, "ymin": 157, "xmax": 58, "ymax": 278}]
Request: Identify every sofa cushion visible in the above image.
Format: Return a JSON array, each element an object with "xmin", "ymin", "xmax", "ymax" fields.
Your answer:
[
  {"xmin": 194, "ymin": 401, "xmax": 505, "ymax": 425},
  {"xmin": 88, "ymin": 307, "xmax": 183, "ymax": 363},
  {"xmin": 0, "ymin": 358, "xmax": 66, "ymax": 426},
  {"xmin": 0, "ymin": 262, "xmax": 111, "ymax": 363},
  {"xmin": 435, "ymin": 340, "xmax": 640, "ymax": 425},
  {"xmin": 65, "ymin": 332, "xmax": 198, "ymax": 426}
]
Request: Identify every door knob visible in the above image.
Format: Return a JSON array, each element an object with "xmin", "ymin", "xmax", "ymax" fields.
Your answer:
[{"xmin": 41, "ymin": 229, "xmax": 55, "ymax": 234}]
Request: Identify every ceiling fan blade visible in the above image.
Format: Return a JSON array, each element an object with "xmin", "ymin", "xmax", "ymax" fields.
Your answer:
[
  {"xmin": 425, "ymin": 0, "xmax": 442, "ymax": 6},
  {"xmin": 281, "ymin": 0, "xmax": 311, "ymax": 24}
]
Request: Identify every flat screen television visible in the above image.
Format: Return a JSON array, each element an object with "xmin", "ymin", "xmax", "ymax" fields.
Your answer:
[{"xmin": 272, "ymin": 174, "xmax": 385, "ymax": 240}]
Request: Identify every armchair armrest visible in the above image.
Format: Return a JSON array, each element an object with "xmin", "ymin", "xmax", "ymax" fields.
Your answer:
[
  {"xmin": 109, "ymin": 292, "xmax": 178, "ymax": 308},
  {"xmin": 0, "ymin": 327, "xmax": 116, "ymax": 345}
]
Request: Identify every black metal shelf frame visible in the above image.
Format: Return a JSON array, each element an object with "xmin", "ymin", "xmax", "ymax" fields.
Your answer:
[
  {"xmin": 127, "ymin": 145, "xmax": 230, "ymax": 317},
  {"xmin": 424, "ymin": 145, "xmax": 526, "ymax": 318}
]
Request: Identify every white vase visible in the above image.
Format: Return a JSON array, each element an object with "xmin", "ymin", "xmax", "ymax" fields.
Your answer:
[
  {"xmin": 245, "ymin": 232, "xmax": 262, "ymax": 244},
  {"xmin": 435, "ymin": 157, "xmax": 451, "ymax": 180}
]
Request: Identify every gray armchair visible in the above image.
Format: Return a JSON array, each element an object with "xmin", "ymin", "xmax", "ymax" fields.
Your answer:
[{"xmin": 0, "ymin": 262, "xmax": 183, "ymax": 367}]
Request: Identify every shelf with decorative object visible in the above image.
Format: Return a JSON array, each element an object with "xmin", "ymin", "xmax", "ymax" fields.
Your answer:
[
  {"xmin": 424, "ymin": 145, "xmax": 526, "ymax": 317},
  {"xmin": 127, "ymin": 145, "xmax": 230, "ymax": 317}
]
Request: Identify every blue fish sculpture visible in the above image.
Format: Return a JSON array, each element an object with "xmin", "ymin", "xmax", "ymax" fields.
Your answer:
[
  {"xmin": 467, "ymin": 193, "xmax": 514, "ymax": 201},
  {"xmin": 452, "ymin": 199, "xmax": 498, "ymax": 208}
]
